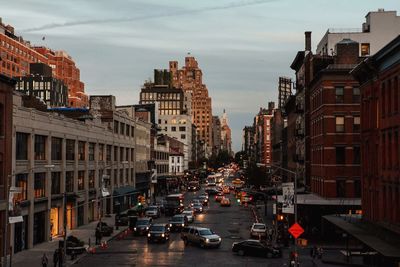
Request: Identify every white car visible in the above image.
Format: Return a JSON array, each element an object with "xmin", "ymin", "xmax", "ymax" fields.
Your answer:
[
  {"xmin": 145, "ymin": 206, "xmax": 160, "ymax": 218},
  {"xmin": 250, "ymin": 223, "xmax": 267, "ymax": 238},
  {"xmin": 182, "ymin": 210, "xmax": 195, "ymax": 223}
]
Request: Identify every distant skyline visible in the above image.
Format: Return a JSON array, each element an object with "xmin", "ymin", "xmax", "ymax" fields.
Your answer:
[{"xmin": 3, "ymin": 0, "xmax": 400, "ymax": 152}]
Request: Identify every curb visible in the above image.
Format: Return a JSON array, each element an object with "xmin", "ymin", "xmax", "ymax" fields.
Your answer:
[{"xmin": 67, "ymin": 226, "xmax": 129, "ymax": 266}]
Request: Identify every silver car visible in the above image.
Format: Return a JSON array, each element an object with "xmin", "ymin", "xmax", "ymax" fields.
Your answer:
[{"xmin": 182, "ymin": 210, "xmax": 195, "ymax": 223}]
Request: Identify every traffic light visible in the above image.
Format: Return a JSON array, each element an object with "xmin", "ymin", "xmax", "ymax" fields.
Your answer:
[{"xmin": 277, "ymin": 214, "xmax": 284, "ymax": 221}]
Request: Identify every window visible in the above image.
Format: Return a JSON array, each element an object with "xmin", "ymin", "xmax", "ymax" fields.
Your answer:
[
  {"xmin": 66, "ymin": 139, "xmax": 75, "ymax": 161},
  {"xmin": 89, "ymin": 143, "xmax": 95, "ymax": 161},
  {"xmin": 66, "ymin": 171, "xmax": 74, "ymax": 192},
  {"xmin": 35, "ymin": 135, "xmax": 46, "ymax": 160},
  {"xmin": 51, "ymin": 137, "xmax": 62, "ymax": 160},
  {"xmin": 78, "ymin": 171, "xmax": 85, "ymax": 190},
  {"xmin": 106, "ymin": 145, "xmax": 112, "ymax": 161},
  {"xmin": 114, "ymin": 121, "xmax": 119, "ymax": 134},
  {"xmin": 78, "ymin": 141, "xmax": 85, "ymax": 160},
  {"xmin": 353, "ymin": 146, "xmax": 361, "ymax": 164},
  {"xmin": 335, "ymin": 87, "xmax": 344, "ymax": 103},
  {"xmin": 179, "ymin": 126, "xmax": 186, "ymax": 132},
  {"xmin": 336, "ymin": 147, "xmax": 346, "ymax": 164},
  {"xmin": 336, "ymin": 179, "xmax": 346, "ymax": 197},
  {"xmin": 354, "ymin": 179, "xmax": 361, "ymax": 198},
  {"xmin": 98, "ymin": 144, "xmax": 104, "ymax": 161},
  {"xmin": 120, "ymin": 123, "xmax": 125, "ymax": 135},
  {"xmin": 171, "ymin": 126, "xmax": 176, "ymax": 132},
  {"xmin": 181, "ymin": 134, "xmax": 186, "ymax": 139},
  {"xmin": 34, "ymin": 173, "xmax": 46, "ymax": 198},
  {"xmin": 131, "ymin": 126, "xmax": 135, "ymax": 137},
  {"xmin": 361, "ymin": 43, "xmax": 370, "ymax": 56},
  {"xmin": 336, "ymin": 116, "xmax": 345, "ymax": 132},
  {"xmin": 353, "ymin": 116, "xmax": 360, "ymax": 132},
  {"xmin": 15, "ymin": 174, "xmax": 28, "ymax": 201},
  {"xmin": 16, "ymin": 132, "xmax": 29, "ymax": 160},
  {"xmin": 114, "ymin": 146, "xmax": 118, "ymax": 161},
  {"xmin": 89, "ymin": 170, "xmax": 95, "ymax": 189},
  {"xmin": 120, "ymin": 147, "xmax": 124, "ymax": 162},
  {"xmin": 126, "ymin": 125, "xmax": 130, "ymax": 136},
  {"xmin": 51, "ymin": 172, "xmax": 61, "ymax": 195},
  {"xmin": 353, "ymin": 87, "xmax": 360, "ymax": 103},
  {"xmin": 171, "ymin": 157, "xmax": 174, "ymax": 163}
]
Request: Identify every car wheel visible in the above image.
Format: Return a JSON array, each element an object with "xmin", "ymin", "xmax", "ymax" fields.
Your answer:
[{"xmin": 238, "ymin": 250, "xmax": 245, "ymax": 256}]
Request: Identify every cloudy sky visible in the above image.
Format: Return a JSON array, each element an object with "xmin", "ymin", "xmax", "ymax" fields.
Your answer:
[{"xmin": 3, "ymin": 0, "xmax": 400, "ymax": 151}]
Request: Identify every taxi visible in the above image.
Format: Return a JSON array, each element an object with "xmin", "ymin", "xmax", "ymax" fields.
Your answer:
[{"xmin": 220, "ymin": 197, "xmax": 231, "ymax": 207}]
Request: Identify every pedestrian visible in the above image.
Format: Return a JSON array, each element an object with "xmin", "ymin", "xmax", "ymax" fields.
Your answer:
[
  {"xmin": 317, "ymin": 246, "xmax": 323, "ymax": 259},
  {"xmin": 95, "ymin": 227, "xmax": 101, "ymax": 245},
  {"xmin": 53, "ymin": 248, "xmax": 59, "ymax": 267},
  {"xmin": 41, "ymin": 253, "xmax": 48, "ymax": 267}
]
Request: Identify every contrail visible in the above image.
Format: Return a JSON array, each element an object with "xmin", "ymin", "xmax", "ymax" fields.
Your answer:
[{"xmin": 22, "ymin": 0, "xmax": 278, "ymax": 32}]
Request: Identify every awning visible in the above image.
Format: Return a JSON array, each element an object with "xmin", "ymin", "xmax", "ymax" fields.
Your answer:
[
  {"xmin": 323, "ymin": 215, "xmax": 400, "ymax": 258},
  {"xmin": 277, "ymin": 193, "xmax": 361, "ymax": 206},
  {"xmin": 113, "ymin": 186, "xmax": 139, "ymax": 196}
]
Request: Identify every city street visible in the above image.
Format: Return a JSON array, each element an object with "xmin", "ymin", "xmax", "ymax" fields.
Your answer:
[{"xmin": 73, "ymin": 183, "xmax": 340, "ymax": 267}]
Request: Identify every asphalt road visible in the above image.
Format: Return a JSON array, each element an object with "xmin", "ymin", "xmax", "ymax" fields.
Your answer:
[{"xmin": 74, "ymin": 184, "xmax": 341, "ymax": 267}]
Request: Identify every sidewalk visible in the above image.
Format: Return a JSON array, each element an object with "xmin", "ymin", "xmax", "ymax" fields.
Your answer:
[{"xmin": 12, "ymin": 214, "xmax": 128, "ymax": 267}]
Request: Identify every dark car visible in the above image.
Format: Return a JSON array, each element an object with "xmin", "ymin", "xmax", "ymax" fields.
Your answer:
[
  {"xmin": 232, "ymin": 240, "xmax": 282, "ymax": 258},
  {"xmin": 198, "ymin": 195, "xmax": 209, "ymax": 206},
  {"xmin": 205, "ymin": 188, "xmax": 219, "ymax": 195},
  {"xmin": 192, "ymin": 204, "xmax": 203, "ymax": 214},
  {"xmin": 169, "ymin": 215, "xmax": 188, "ymax": 232},
  {"xmin": 133, "ymin": 217, "xmax": 152, "ymax": 235},
  {"xmin": 147, "ymin": 224, "xmax": 170, "ymax": 243},
  {"xmin": 97, "ymin": 222, "xmax": 113, "ymax": 236}
]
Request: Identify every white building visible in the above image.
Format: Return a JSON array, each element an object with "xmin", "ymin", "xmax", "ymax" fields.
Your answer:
[{"xmin": 317, "ymin": 9, "xmax": 400, "ymax": 57}]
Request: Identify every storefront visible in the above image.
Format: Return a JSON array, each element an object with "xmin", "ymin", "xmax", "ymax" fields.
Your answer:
[
  {"xmin": 33, "ymin": 211, "xmax": 46, "ymax": 245},
  {"xmin": 13, "ymin": 215, "xmax": 28, "ymax": 253},
  {"xmin": 50, "ymin": 207, "xmax": 59, "ymax": 237}
]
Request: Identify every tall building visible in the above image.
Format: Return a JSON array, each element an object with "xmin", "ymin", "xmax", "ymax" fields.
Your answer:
[
  {"xmin": 0, "ymin": 19, "xmax": 88, "ymax": 107},
  {"xmin": 220, "ymin": 109, "xmax": 232, "ymax": 155},
  {"xmin": 14, "ymin": 63, "xmax": 68, "ymax": 107},
  {"xmin": 169, "ymin": 56, "xmax": 213, "ymax": 155},
  {"xmin": 242, "ymin": 126, "xmax": 254, "ymax": 161},
  {"xmin": 317, "ymin": 9, "xmax": 400, "ymax": 57},
  {"xmin": 253, "ymin": 104, "xmax": 274, "ymax": 166},
  {"xmin": 0, "ymin": 74, "xmax": 15, "ymax": 265},
  {"xmin": 212, "ymin": 116, "xmax": 221, "ymax": 156},
  {"xmin": 278, "ymin": 77, "xmax": 292, "ymax": 110}
]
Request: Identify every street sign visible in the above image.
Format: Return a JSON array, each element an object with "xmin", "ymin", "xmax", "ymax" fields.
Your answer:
[{"xmin": 288, "ymin": 223, "xmax": 304, "ymax": 239}]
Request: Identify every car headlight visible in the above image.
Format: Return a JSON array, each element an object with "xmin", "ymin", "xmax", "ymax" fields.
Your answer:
[
  {"xmin": 161, "ymin": 233, "xmax": 165, "ymax": 237},
  {"xmin": 181, "ymin": 223, "xmax": 185, "ymax": 226},
  {"xmin": 169, "ymin": 224, "xmax": 172, "ymax": 227},
  {"xmin": 218, "ymin": 237, "xmax": 222, "ymax": 241},
  {"xmin": 146, "ymin": 227, "xmax": 149, "ymax": 230},
  {"xmin": 205, "ymin": 238, "xmax": 210, "ymax": 243},
  {"xmin": 134, "ymin": 227, "xmax": 137, "ymax": 231},
  {"xmin": 147, "ymin": 233, "xmax": 151, "ymax": 237}
]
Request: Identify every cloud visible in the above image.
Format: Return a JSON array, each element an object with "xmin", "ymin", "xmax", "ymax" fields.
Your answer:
[{"xmin": 22, "ymin": 0, "xmax": 279, "ymax": 32}]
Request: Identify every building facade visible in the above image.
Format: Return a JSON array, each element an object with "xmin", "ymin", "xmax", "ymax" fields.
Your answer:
[
  {"xmin": 134, "ymin": 119, "xmax": 152, "ymax": 198},
  {"xmin": 11, "ymin": 94, "xmax": 136, "ymax": 254},
  {"xmin": 0, "ymin": 74, "xmax": 15, "ymax": 264},
  {"xmin": 169, "ymin": 57, "xmax": 213, "ymax": 155},
  {"xmin": 212, "ymin": 116, "xmax": 222, "ymax": 156},
  {"xmin": 220, "ymin": 110, "xmax": 232, "ymax": 155},
  {"xmin": 278, "ymin": 76, "xmax": 292, "ymax": 110}
]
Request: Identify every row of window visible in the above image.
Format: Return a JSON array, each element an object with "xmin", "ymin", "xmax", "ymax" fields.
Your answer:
[
  {"xmin": 381, "ymin": 76, "xmax": 399, "ymax": 118},
  {"xmin": 311, "ymin": 86, "xmax": 360, "ymax": 110},
  {"xmin": 312, "ymin": 177, "xmax": 361, "ymax": 198},
  {"xmin": 16, "ymin": 133, "xmax": 134, "ymax": 162},
  {"xmin": 311, "ymin": 116, "xmax": 360, "ymax": 136},
  {"xmin": 113, "ymin": 121, "xmax": 135, "ymax": 137},
  {"xmin": 311, "ymin": 146, "xmax": 360, "ymax": 165},
  {"xmin": 0, "ymin": 39, "xmax": 42, "ymax": 62},
  {"xmin": 141, "ymin": 92, "xmax": 181, "ymax": 101},
  {"xmin": 381, "ymin": 129, "xmax": 399, "ymax": 170}
]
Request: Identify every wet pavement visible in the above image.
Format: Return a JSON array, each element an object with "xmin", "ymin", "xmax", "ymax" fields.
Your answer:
[{"xmin": 73, "ymin": 185, "xmax": 343, "ymax": 267}]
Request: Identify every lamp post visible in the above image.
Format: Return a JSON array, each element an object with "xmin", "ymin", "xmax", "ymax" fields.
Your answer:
[{"xmin": 4, "ymin": 164, "xmax": 54, "ymax": 267}]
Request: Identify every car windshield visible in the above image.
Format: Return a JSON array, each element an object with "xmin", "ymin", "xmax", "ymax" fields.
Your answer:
[
  {"xmin": 172, "ymin": 217, "xmax": 183, "ymax": 222},
  {"xmin": 136, "ymin": 220, "xmax": 149, "ymax": 226},
  {"xmin": 199, "ymin": 229, "xmax": 213, "ymax": 235},
  {"xmin": 254, "ymin": 224, "xmax": 266, "ymax": 229},
  {"xmin": 148, "ymin": 206, "xmax": 157, "ymax": 210},
  {"xmin": 149, "ymin": 225, "xmax": 164, "ymax": 231}
]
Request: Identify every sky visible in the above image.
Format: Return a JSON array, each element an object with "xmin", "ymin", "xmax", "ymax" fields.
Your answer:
[{"xmin": 3, "ymin": 0, "xmax": 400, "ymax": 152}]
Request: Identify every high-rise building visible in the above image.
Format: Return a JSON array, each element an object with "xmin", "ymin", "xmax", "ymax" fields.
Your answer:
[
  {"xmin": 212, "ymin": 116, "xmax": 221, "ymax": 156},
  {"xmin": 220, "ymin": 109, "xmax": 232, "ymax": 155},
  {"xmin": 169, "ymin": 56, "xmax": 213, "ymax": 155},
  {"xmin": 0, "ymin": 19, "xmax": 88, "ymax": 107}
]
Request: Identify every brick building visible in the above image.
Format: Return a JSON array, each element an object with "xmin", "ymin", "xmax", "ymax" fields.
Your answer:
[
  {"xmin": 0, "ymin": 74, "xmax": 15, "ymax": 265},
  {"xmin": 309, "ymin": 39, "xmax": 362, "ymax": 198},
  {"xmin": 254, "ymin": 103, "xmax": 274, "ymax": 166},
  {"xmin": 169, "ymin": 56, "xmax": 213, "ymax": 155},
  {"xmin": 0, "ymin": 19, "xmax": 88, "ymax": 107}
]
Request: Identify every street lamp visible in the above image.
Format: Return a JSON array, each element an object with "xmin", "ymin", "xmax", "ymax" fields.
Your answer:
[{"xmin": 4, "ymin": 164, "xmax": 54, "ymax": 267}]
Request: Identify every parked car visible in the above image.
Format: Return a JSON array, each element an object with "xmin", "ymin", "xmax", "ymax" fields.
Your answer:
[
  {"xmin": 220, "ymin": 197, "xmax": 231, "ymax": 207},
  {"xmin": 232, "ymin": 239, "xmax": 282, "ymax": 258},
  {"xmin": 147, "ymin": 223, "xmax": 170, "ymax": 243},
  {"xmin": 96, "ymin": 222, "xmax": 113, "ymax": 236},
  {"xmin": 182, "ymin": 210, "xmax": 195, "ymax": 223},
  {"xmin": 181, "ymin": 226, "xmax": 221, "ymax": 248},
  {"xmin": 169, "ymin": 214, "xmax": 188, "ymax": 231},
  {"xmin": 215, "ymin": 192, "xmax": 224, "ymax": 202},
  {"xmin": 145, "ymin": 206, "xmax": 161, "ymax": 218},
  {"xmin": 133, "ymin": 217, "xmax": 152, "ymax": 235},
  {"xmin": 250, "ymin": 223, "xmax": 267, "ymax": 238}
]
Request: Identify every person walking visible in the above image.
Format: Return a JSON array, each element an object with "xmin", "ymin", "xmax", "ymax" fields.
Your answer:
[
  {"xmin": 41, "ymin": 253, "xmax": 48, "ymax": 267},
  {"xmin": 53, "ymin": 249, "xmax": 59, "ymax": 267}
]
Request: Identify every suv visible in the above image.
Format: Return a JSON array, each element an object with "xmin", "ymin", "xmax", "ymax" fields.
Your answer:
[
  {"xmin": 147, "ymin": 223, "xmax": 170, "ymax": 243},
  {"xmin": 181, "ymin": 226, "xmax": 221, "ymax": 248},
  {"xmin": 133, "ymin": 217, "xmax": 152, "ymax": 235},
  {"xmin": 250, "ymin": 223, "xmax": 267, "ymax": 238},
  {"xmin": 169, "ymin": 215, "xmax": 188, "ymax": 232}
]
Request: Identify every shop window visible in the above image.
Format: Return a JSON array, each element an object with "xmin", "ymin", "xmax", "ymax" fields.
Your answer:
[
  {"xmin": 16, "ymin": 132, "xmax": 29, "ymax": 160},
  {"xmin": 34, "ymin": 173, "xmax": 46, "ymax": 198},
  {"xmin": 361, "ymin": 43, "xmax": 370, "ymax": 56},
  {"xmin": 51, "ymin": 137, "xmax": 62, "ymax": 160},
  {"xmin": 15, "ymin": 174, "xmax": 28, "ymax": 201}
]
